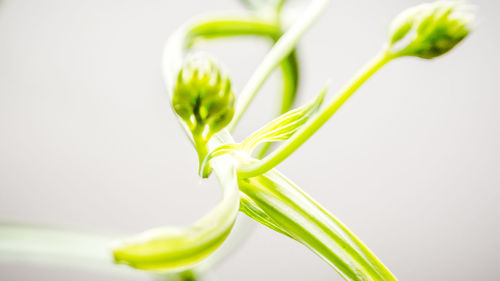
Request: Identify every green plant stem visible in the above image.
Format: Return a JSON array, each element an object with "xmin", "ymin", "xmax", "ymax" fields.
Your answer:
[
  {"xmin": 239, "ymin": 194, "xmax": 291, "ymax": 238},
  {"xmin": 239, "ymin": 170, "xmax": 398, "ymax": 281},
  {"xmin": 237, "ymin": 49, "xmax": 393, "ymax": 178},
  {"xmin": 186, "ymin": 16, "xmax": 281, "ymax": 41},
  {"xmin": 227, "ymin": 0, "xmax": 329, "ymax": 131},
  {"xmin": 0, "ymin": 223, "xmax": 129, "ymax": 274}
]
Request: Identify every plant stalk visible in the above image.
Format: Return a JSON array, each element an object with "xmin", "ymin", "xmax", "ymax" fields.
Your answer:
[
  {"xmin": 239, "ymin": 169, "xmax": 398, "ymax": 281},
  {"xmin": 237, "ymin": 49, "xmax": 393, "ymax": 178}
]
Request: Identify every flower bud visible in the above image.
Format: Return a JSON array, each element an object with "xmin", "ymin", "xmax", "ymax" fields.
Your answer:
[
  {"xmin": 172, "ymin": 55, "xmax": 235, "ymax": 141},
  {"xmin": 388, "ymin": 1, "xmax": 473, "ymax": 59}
]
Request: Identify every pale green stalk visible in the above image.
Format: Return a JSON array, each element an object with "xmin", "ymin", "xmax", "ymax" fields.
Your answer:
[
  {"xmin": 0, "ymin": 224, "xmax": 218, "ymax": 281},
  {"xmin": 237, "ymin": 49, "xmax": 393, "ymax": 177},
  {"xmin": 0, "ymin": 223, "xmax": 137, "ymax": 275}
]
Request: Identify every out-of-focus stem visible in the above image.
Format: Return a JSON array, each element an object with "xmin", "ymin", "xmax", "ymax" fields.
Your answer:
[{"xmin": 227, "ymin": 0, "xmax": 329, "ymax": 131}]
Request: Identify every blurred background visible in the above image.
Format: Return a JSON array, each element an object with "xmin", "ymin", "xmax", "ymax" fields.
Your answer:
[{"xmin": 1, "ymin": 0, "xmax": 499, "ymax": 280}]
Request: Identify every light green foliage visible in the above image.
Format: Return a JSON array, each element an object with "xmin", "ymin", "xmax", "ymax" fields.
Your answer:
[
  {"xmin": 199, "ymin": 86, "xmax": 325, "ymax": 178},
  {"xmin": 388, "ymin": 1, "xmax": 473, "ymax": 59}
]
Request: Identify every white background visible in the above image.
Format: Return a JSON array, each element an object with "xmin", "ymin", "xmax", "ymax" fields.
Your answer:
[{"xmin": 1, "ymin": 0, "xmax": 499, "ymax": 280}]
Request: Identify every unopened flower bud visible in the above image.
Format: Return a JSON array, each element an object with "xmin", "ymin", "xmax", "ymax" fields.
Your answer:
[
  {"xmin": 173, "ymin": 55, "xmax": 235, "ymax": 141},
  {"xmin": 388, "ymin": 1, "xmax": 473, "ymax": 59}
]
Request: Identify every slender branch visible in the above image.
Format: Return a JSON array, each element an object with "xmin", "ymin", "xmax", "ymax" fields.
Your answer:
[
  {"xmin": 255, "ymin": 50, "xmax": 300, "ymax": 159},
  {"xmin": 227, "ymin": 0, "xmax": 330, "ymax": 131},
  {"xmin": 237, "ymin": 49, "xmax": 393, "ymax": 178}
]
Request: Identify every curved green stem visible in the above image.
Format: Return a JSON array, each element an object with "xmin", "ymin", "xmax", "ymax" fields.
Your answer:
[
  {"xmin": 237, "ymin": 49, "xmax": 393, "ymax": 178},
  {"xmin": 112, "ymin": 149, "xmax": 240, "ymax": 272},
  {"xmin": 186, "ymin": 16, "xmax": 281, "ymax": 42}
]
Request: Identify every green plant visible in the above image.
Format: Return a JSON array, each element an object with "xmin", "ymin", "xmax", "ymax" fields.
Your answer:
[{"xmin": 0, "ymin": 1, "xmax": 473, "ymax": 280}]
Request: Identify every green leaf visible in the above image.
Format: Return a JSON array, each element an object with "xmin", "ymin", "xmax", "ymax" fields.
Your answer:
[{"xmin": 241, "ymin": 86, "xmax": 326, "ymax": 155}]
